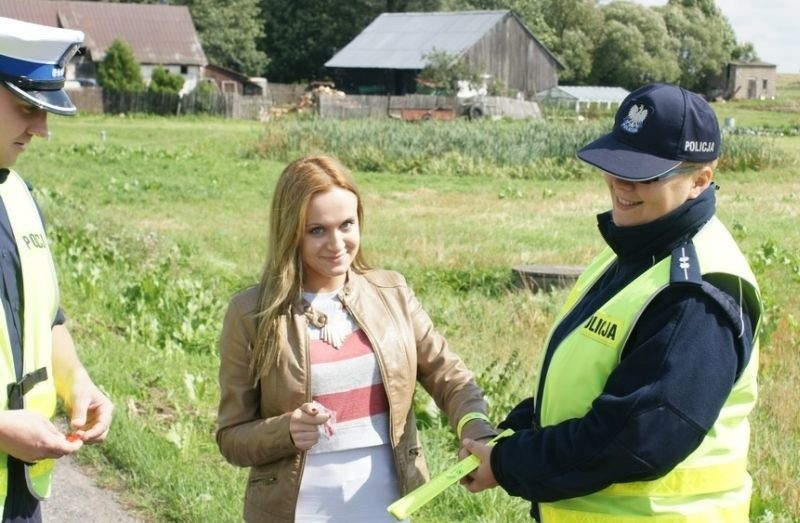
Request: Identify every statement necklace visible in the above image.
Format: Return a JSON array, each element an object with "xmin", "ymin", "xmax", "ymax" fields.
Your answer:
[{"xmin": 303, "ymin": 292, "xmax": 349, "ymax": 350}]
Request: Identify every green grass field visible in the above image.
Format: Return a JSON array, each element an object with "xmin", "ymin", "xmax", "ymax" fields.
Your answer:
[{"xmin": 13, "ymin": 78, "xmax": 800, "ymax": 522}]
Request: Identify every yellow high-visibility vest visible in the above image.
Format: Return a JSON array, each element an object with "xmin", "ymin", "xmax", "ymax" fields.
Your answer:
[
  {"xmin": 537, "ymin": 217, "xmax": 762, "ymax": 522},
  {"xmin": 0, "ymin": 170, "xmax": 60, "ymax": 502}
]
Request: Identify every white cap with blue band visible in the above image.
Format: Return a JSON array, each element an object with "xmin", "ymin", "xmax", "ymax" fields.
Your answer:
[{"xmin": 0, "ymin": 16, "xmax": 84, "ymax": 115}]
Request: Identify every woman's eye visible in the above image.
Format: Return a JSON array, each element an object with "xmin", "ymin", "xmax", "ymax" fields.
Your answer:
[
  {"xmin": 309, "ymin": 227, "xmax": 324, "ymax": 236},
  {"xmin": 341, "ymin": 220, "xmax": 355, "ymax": 230}
]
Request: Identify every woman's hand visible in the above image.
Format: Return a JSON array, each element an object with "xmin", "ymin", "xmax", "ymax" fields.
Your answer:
[
  {"xmin": 459, "ymin": 438, "xmax": 499, "ymax": 493},
  {"xmin": 289, "ymin": 402, "xmax": 332, "ymax": 451}
]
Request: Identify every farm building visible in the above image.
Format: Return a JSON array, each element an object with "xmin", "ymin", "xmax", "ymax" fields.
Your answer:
[
  {"xmin": 719, "ymin": 61, "xmax": 777, "ymax": 100},
  {"xmin": 0, "ymin": 0, "xmax": 207, "ymax": 95},
  {"xmin": 537, "ymin": 85, "xmax": 630, "ymax": 113},
  {"xmin": 203, "ymin": 64, "xmax": 266, "ymax": 96},
  {"xmin": 325, "ymin": 10, "xmax": 564, "ymax": 99}
]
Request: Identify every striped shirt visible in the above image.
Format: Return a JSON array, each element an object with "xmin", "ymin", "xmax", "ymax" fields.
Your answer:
[{"xmin": 303, "ymin": 290, "xmax": 391, "ymax": 454}]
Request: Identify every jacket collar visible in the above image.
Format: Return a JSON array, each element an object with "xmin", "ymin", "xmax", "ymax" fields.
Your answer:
[
  {"xmin": 597, "ymin": 185, "xmax": 716, "ymax": 262},
  {"xmin": 295, "ymin": 269, "xmax": 359, "ymax": 314}
]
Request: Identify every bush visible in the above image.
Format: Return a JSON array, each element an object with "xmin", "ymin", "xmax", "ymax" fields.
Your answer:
[
  {"xmin": 97, "ymin": 39, "xmax": 145, "ymax": 92},
  {"xmin": 184, "ymin": 80, "xmax": 226, "ymax": 115},
  {"xmin": 148, "ymin": 67, "xmax": 185, "ymax": 94}
]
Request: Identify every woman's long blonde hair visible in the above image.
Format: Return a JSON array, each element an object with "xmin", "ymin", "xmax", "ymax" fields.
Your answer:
[{"xmin": 250, "ymin": 155, "xmax": 369, "ymax": 380}]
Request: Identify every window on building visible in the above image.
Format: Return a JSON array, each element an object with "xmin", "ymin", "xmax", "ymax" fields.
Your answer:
[
  {"xmin": 181, "ymin": 65, "xmax": 188, "ymax": 75},
  {"xmin": 762, "ymin": 79, "xmax": 768, "ymax": 90}
]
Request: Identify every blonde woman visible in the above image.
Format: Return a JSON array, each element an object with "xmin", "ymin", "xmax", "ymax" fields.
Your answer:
[{"xmin": 216, "ymin": 155, "xmax": 495, "ymax": 522}]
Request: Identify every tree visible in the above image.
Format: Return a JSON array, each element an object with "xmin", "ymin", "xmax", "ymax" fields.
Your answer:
[
  {"xmin": 190, "ymin": 0, "xmax": 269, "ymax": 76},
  {"xmin": 259, "ymin": 0, "xmax": 450, "ymax": 83},
  {"xmin": 591, "ymin": 3, "xmax": 680, "ymax": 90},
  {"xmin": 731, "ymin": 42, "xmax": 759, "ymax": 63},
  {"xmin": 417, "ymin": 48, "xmax": 480, "ymax": 95},
  {"xmin": 526, "ymin": 0, "xmax": 600, "ymax": 83},
  {"xmin": 557, "ymin": 28, "xmax": 594, "ymax": 84},
  {"xmin": 189, "ymin": 79, "xmax": 223, "ymax": 114},
  {"xmin": 531, "ymin": 0, "xmax": 599, "ymax": 41},
  {"xmin": 660, "ymin": 0, "xmax": 737, "ymax": 93},
  {"xmin": 97, "ymin": 39, "xmax": 145, "ymax": 92},
  {"xmin": 148, "ymin": 67, "xmax": 185, "ymax": 94},
  {"xmin": 260, "ymin": 0, "xmax": 379, "ymax": 83}
]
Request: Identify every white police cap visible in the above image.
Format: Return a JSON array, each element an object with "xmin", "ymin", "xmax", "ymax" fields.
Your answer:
[{"xmin": 0, "ymin": 16, "xmax": 84, "ymax": 115}]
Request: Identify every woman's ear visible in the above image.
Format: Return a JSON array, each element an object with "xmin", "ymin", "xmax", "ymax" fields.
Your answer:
[{"xmin": 688, "ymin": 165, "xmax": 714, "ymax": 198}]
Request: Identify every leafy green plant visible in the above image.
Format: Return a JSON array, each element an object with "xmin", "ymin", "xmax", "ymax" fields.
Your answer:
[
  {"xmin": 250, "ymin": 118, "xmax": 792, "ymax": 179},
  {"xmin": 148, "ymin": 67, "xmax": 185, "ymax": 95},
  {"xmin": 120, "ymin": 256, "xmax": 223, "ymax": 355},
  {"xmin": 720, "ymin": 134, "xmax": 792, "ymax": 171},
  {"xmin": 97, "ymin": 39, "xmax": 145, "ymax": 92},
  {"xmin": 417, "ymin": 48, "xmax": 481, "ymax": 96}
]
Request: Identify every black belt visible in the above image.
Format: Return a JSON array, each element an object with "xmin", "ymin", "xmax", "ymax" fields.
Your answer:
[{"xmin": 6, "ymin": 367, "xmax": 48, "ymax": 410}]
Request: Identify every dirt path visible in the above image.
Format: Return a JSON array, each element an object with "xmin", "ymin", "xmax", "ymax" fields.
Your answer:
[
  {"xmin": 42, "ymin": 454, "xmax": 145, "ymax": 523},
  {"xmin": 41, "ymin": 419, "xmax": 145, "ymax": 523}
]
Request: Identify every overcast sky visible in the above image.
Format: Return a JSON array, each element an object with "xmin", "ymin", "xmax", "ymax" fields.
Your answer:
[{"xmin": 604, "ymin": 0, "xmax": 798, "ymax": 73}]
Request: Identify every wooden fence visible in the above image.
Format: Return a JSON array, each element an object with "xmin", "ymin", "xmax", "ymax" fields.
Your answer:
[
  {"xmin": 268, "ymin": 83, "xmax": 308, "ymax": 106},
  {"xmin": 317, "ymin": 94, "xmax": 540, "ymax": 120},
  {"xmin": 317, "ymin": 94, "xmax": 456, "ymax": 119},
  {"xmin": 68, "ymin": 88, "xmax": 271, "ymax": 120}
]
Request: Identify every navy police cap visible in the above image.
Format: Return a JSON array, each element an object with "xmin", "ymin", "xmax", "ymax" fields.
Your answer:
[
  {"xmin": 0, "ymin": 16, "xmax": 84, "ymax": 116},
  {"xmin": 577, "ymin": 83, "xmax": 721, "ymax": 182}
]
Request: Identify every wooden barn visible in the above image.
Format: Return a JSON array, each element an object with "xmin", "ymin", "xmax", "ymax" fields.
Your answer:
[
  {"xmin": 203, "ymin": 64, "xmax": 266, "ymax": 96},
  {"xmin": 720, "ymin": 61, "xmax": 777, "ymax": 100},
  {"xmin": 324, "ymin": 10, "xmax": 563, "ymax": 99}
]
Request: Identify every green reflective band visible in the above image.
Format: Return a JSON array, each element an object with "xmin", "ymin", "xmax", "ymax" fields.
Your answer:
[
  {"xmin": 387, "ymin": 428, "xmax": 513, "ymax": 520},
  {"xmin": 456, "ymin": 411, "xmax": 490, "ymax": 440}
]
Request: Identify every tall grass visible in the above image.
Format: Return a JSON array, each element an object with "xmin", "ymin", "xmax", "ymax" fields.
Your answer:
[
  {"xmin": 250, "ymin": 117, "xmax": 794, "ymax": 179},
  {"xmin": 252, "ymin": 118, "xmax": 604, "ymax": 178}
]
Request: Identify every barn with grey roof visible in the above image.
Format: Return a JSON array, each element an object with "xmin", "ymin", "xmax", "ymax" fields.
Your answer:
[{"xmin": 325, "ymin": 10, "xmax": 563, "ymax": 99}]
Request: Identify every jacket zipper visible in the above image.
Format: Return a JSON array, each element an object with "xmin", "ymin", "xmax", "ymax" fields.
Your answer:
[
  {"xmin": 291, "ymin": 313, "xmax": 311, "ymax": 514},
  {"xmin": 340, "ymin": 294, "xmax": 404, "ymax": 483}
]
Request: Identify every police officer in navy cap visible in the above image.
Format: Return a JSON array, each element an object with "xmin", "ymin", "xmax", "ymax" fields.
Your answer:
[
  {"xmin": 0, "ymin": 16, "xmax": 113, "ymax": 522},
  {"xmin": 461, "ymin": 83, "xmax": 763, "ymax": 522}
]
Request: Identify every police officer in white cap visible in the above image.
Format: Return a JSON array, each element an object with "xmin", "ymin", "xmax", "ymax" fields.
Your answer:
[{"xmin": 0, "ymin": 17, "xmax": 113, "ymax": 522}]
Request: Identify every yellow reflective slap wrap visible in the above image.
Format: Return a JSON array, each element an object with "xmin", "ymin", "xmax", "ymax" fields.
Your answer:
[
  {"xmin": 387, "ymin": 428, "xmax": 513, "ymax": 520},
  {"xmin": 456, "ymin": 411, "xmax": 490, "ymax": 440}
]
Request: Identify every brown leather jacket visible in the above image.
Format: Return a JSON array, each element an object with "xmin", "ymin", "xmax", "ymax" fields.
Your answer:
[{"xmin": 216, "ymin": 269, "xmax": 495, "ymax": 522}]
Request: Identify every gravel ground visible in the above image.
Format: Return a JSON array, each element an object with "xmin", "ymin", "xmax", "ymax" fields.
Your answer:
[
  {"xmin": 41, "ymin": 454, "xmax": 144, "ymax": 523},
  {"xmin": 39, "ymin": 419, "xmax": 145, "ymax": 523}
]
